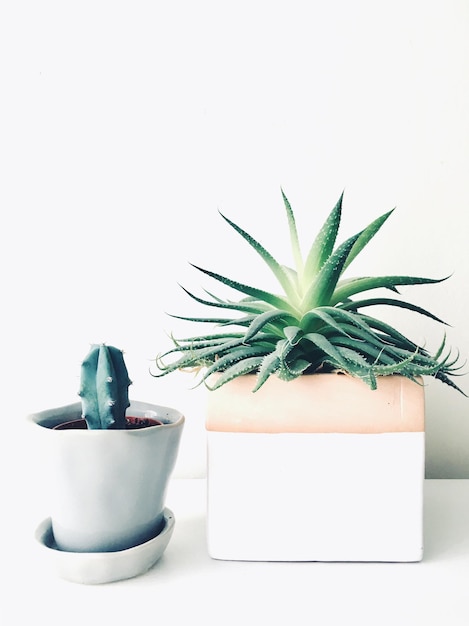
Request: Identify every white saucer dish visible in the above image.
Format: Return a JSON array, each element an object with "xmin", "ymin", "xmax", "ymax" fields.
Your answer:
[{"xmin": 35, "ymin": 508, "xmax": 175, "ymax": 584}]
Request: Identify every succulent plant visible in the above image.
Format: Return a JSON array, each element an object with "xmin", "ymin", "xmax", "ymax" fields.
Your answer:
[
  {"xmin": 154, "ymin": 190, "xmax": 465, "ymax": 393},
  {"xmin": 79, "ymin": 344, "xmax": 132, "ymax": 429}
]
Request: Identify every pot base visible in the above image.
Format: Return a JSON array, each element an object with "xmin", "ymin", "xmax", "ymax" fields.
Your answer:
[{"xmin": 34, "ymin": 508, "xmax": 175, "ymax": 584}]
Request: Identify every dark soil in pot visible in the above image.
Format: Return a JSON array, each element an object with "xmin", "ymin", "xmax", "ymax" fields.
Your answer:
[{"xmin": 53, "ymin": 417, "xmax": 163, "ymax": 430}]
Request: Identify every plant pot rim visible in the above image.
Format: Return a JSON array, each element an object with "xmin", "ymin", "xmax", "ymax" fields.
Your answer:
[
  {"xmin": 52, "ymin": 416, "xmax": 164, "ymax": 431},
  {"xmin": 206, "ymin": 372, "xmax": 425, "ymax": 434},
  {"xmin": 28, "ymin": 400, "xmax": 185, "ymax": 432}
]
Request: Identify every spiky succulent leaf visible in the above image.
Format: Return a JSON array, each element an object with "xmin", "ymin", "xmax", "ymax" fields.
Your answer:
[
  {"xmin": 253, "ymin": 352, "xmax": 282, "ymax": 391},
  {"xmin": 342, "ymin": 209, "xmax": 394, "ymax": 272},
  {"xmin": 303, "ymin": 191, "xmax": 343, "ymax": 284},
  {"xmin": 178, "ymin": 285, "xmax": 271, "ymax": 315},
  {"xmin": 203, "ymin": 345, "xmax": 270, "ymax": 380},
  {"xmin": 244, "ymin": 309, "xmax": 296, "ymax": 342},
  {"xmin": 190, "ymin": 264, "xmax": 297, "ymax": 314},
  {"xmin": 300, "ymin": 230, "xmax": 362, "ymax": 310},
  {"xmin": 331, "ymin": 275, "xmax": 448, "ymax": 305},
  {"xmin": 281, "ymin": 189, "xmax": 303, "ymax": 278},
  {"xmin": 206, "ymin": 357, "xmax": 266, "ymax": 390},
  {"xmin": 219, "ymin": 212, "xmax": 300, "ymax": 307},
  {"xmin": 340, "ymin": 298, "xmax": 448, "ymax": 324},
  {"xmin": 154, "ymin": 189, "xmax": 465, "ymax": 395}
]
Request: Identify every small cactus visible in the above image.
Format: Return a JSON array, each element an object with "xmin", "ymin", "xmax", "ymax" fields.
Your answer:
[{"xmin": 79, "ymin": 344, "xmax": 132, "ymax": 430}]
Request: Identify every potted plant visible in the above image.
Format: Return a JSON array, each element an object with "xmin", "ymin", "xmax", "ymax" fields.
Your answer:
[
  {"xmin": 153, "ymin": 189, "xmax": 465, "ymax": 562},
  {"xmin": 29, "ymin": 343, "xmax": 184, "ymax": 584}
]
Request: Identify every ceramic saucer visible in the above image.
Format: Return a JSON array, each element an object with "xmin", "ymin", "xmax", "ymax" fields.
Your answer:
[{"xmin": 34, "ymin": 508, "xmax": 175, "ymax": 584}]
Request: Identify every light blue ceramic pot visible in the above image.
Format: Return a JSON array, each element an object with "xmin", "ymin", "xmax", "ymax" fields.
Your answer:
[{"xmin": 29, "ymin": 400, "xmax": 184, "ymax": 553}]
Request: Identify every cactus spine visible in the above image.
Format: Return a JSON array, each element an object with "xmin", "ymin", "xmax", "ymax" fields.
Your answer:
[{"xmin": 79, "ymin": 344, "xmax": 132, "ymax": 430}]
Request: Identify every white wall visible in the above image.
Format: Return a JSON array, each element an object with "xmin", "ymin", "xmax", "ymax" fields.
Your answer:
[{"xmin": 2, "ymin": 0, "xmax": 469, "ymax": 477}]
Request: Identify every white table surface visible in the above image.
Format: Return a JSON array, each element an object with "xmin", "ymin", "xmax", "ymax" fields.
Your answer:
[{"xmin": 5, "ymin": 479, "xmax": 469, "ymax": 626}]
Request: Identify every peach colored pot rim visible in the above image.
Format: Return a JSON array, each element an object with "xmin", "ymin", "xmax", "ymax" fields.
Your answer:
[{"xmin": 205, "ymin": 373, "xmax": 425, "ymax": 434}]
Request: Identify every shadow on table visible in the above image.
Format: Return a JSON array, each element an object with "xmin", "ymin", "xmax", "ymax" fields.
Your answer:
[{"xmin": 423, "ymin": 480, "xmax": 469, "ymax": 561}]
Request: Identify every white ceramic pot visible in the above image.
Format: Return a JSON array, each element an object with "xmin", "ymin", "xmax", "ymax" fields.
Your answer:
[
  {"xmin": 29, "ymin": 400, "xmax": 184, "ymax": 553},
  {"xmin": 206, "ymin": 373, "xmax": 425, "ymax": 562}
]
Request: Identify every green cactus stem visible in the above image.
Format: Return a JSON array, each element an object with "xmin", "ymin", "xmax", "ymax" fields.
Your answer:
[{"xmin": 78, "ymin": 344, "xmax": 132, "ymax": 430}]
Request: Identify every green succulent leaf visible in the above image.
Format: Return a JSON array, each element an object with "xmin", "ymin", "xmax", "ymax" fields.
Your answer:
[
  {"xmin": 243, "ymin": 309, "xmax": 297, "ymax": 342},
  {"xmin": 331, "ymin": 275, "xmax": 449, "ymax": 305},
  {"xmin": 340, "ymin": 297, "xmax": 449, "ymax": 325},
  {"xmin": 300, "ymin": 230, "xmax": 362, "ymax": 311},
  {"xmin": 154, "ymin": 189, "xmax": 465, "ymax": 396},
  {"xmin": 253, "ymin": 352, "xmax": 282, "ymax": 391},
  {"xmin": 281, "ymin": 189, "xmax": 303, "ymax": 278},
  {"xmin": 219, "ymin": 211, "xmax": 300, "ymax": 306},
  {"xmin": 283, "ymin": 325, "xmax": 303, "ymax": 345},
  {"xmin": 207, "ymin": 356, "xmax": 266, "ymax": 390},
  {"xmin": 342, "ymin": 209, "xmax": 394, "ymax": 272},
  {"xmin": 178, "ymin": 285, "xmax": 271, "ymax": 315},
  {"xmin": 202, "ymin": 345, "xmax": 269, "ymax": 381},
  {"xmin": 190, "ymin": 264, "xmax": 297, "ymax": 314},
  {"xmin": 168, "ymin": 313, "xmax": 250, "ymax": 326},
  {"xmin": 155, "ymin": 336, "xmax": 245, "ymax": 374},
  {"xmin": 303, "ymin": 332, "xmax": 353, "ymax": 371},
  {"xmin": 303, "ymin": 192, "xmax": 343, "ymax": 285}
]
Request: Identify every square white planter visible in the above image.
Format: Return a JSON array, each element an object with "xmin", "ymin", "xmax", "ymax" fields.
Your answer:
[{"xmin": 206, "ymin": 374, "xmax": 425, "ymax": 562}]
